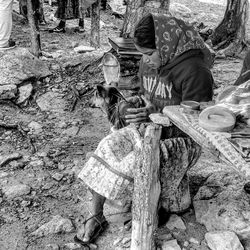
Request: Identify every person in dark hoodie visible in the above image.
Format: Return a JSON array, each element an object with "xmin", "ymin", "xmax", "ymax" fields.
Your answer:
[
  {"xmin": 74, "ymin": 13, "xmax": 214, "ymax": 246},
  {"xmin": 125, "ymin": 13, "xmax": 213, "ymax": 123}
]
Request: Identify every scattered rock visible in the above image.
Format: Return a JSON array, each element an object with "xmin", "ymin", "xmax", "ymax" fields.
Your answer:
[
  {"xmin": 0, "ymin": 153, "xmax": 22, "ymax": 167},
  {"xmin": 161, "ymin": 239, "xmax": 181, "ymax": 250},
  {"xmin": 193, "ymin": 172, "xmax": 250, "ymax": 241},
  {"xmin": 52, "ymin": 173, "xmax": 64, "ymax": 181},
  {"xmin": 29, "ymin": 159, "xmax": 44, "ymax": 168},
  {"xmin": 165, "ymin": 214, "xmax": 186, "ymax": 231},
  {"xmin": 21, "ymin": 200, "xmax": 31, "ymax": 207},
  {"xmin": 189, "ymin": 237, "xmax": 200, "ymax": 245},
  {"xmin": 51, "ymin": 64, "xmax": 61, "ymax": 71},
  {"xmin": 74, "ymin": 45, "xmax": 95, "ymax": 53},
  {"xmin": 0, "ymin": 47, "xmax": 51, "ymax": 87},
  {"xmin": 71, "ymin": 42, "xmax": 79, "ymax": 48},
  {"xmin": 205, "ymin": 231, "xmax": 244, "ymax": 250},
  {"xmin": 2, "ymin": 183, "xmax": 31, "ymax": 200},
  {"xmin": 62, "ymin": 243, "xmax": 82, "ymax": 250},
  {"xmin": 58, "ymin": 121, "xmax": 68, "ymax": 129},
  {"xmin": 0, "ymin": 171, "xmax": 10, "ymax": 179},
  {"xmin": 157, "ymin": 233, "xmax": 172, "ymax": 241},
  {"xmin": 58, "ymin": 163, "xmax": 67, "ymax": 171},
  {"xmin": 17, "ymin": 83, "xmax": 33, "ymax": 104},
  {"xmin": 36, "ymin": 151, "xmax": 48, "ymax": 158},
  {"xmin": 28, "ymin": 121, "xmax": 43, "ymax": 134},
  {"xmin": 31, "ymin": 215, "xmax": 74, "ymax": 237},
  {"xmin": 0, "ymin": 84, "xmax": 17, "ymax": 99},
  {"xmin": 62, "ymin": 126, "xmax": 80, "ymax": 137},
  {"xmin": 50, "ymin": 51, "xmax": 64, "ymax": 59},
  {"xmin": 36, "ymin": 91, "xmax": 67, "ymax": 113},
  {"xmin": 9, "ymin": 161, "xmax": 25, "ymax": 169},
  {"xmin": 62, "ymin": 58, "xmax": 82, "ymax": 69},
  {"xmin": 45, "ymin": 244, "xmax": 60, "ymax": 250}
]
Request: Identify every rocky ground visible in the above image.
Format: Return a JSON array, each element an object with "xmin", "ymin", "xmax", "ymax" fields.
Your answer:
[{"xmin": 0, "ymin": 1, "xmax": 250, "ymax": 250}]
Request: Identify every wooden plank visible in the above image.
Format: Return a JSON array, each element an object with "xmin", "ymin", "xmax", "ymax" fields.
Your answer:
[
  {"xmin": 108, "ymin": 38, "xmax": 141, "ymax": 51},
  {"xmin": 131, "ymin": 124, "xmax": 162, "ymax": 250}
]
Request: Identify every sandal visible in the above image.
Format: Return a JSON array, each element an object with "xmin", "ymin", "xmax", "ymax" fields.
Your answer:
[
  {"xmin": 123, "ymin": 218, "xmax": 132, "ymax": 231},
  {"xmin": 74, "ymin": 213, "xmax": 109, "ymax": 246}
]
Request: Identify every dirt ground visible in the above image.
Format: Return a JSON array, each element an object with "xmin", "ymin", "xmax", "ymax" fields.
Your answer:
[{"xmin": 0, "ymin": 1, "xmax": 250, "ymax": 250}]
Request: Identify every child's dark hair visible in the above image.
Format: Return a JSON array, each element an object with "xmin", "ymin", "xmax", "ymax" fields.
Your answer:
[{"xmin": 134, "ymin": 14, "xmax": 156, "ymax": 49}]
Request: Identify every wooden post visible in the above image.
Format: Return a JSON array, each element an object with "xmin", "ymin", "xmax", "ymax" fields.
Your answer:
[
  {"xmin": 27, "ymin": 0, "xmax": 41, "ymax": 57},
  {"xmin": 90, "ymin": 0, "xmax": 100, "ymax": 48},
  {"xmin": 131, "ymin": 124, "xmax": 162, "ymax": 250}
]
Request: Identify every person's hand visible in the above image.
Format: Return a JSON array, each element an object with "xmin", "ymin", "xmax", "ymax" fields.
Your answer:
[{"xmin": 125, "ymin": 96, "xmax": 157, "ymax": 124}]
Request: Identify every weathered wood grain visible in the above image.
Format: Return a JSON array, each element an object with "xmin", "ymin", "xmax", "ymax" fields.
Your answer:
[{"xmin": 131, "ymin": 124, "xmax": 162, "ymax": 250}]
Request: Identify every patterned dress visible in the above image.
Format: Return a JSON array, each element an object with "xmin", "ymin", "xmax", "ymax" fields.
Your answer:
[{"xmin": 78, "ymin": 125, "xmax": 201, "ymax": 213}]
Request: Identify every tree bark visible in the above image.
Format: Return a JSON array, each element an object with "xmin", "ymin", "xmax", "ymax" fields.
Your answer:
[
  {"xmin": 27, "ymin": 0, "xmax": 41, "ymax": 57},
  {"xmin": 90, "ymin": 0, "xmax": 101, "ymax": 48},
  {"xmin": 211, "ymin": 0, "xmax": 249, "ymax": 56},
  {"xmin": 121, "ymin": 0, "xmax": 170, "ymax": 38},
  {"xmin": 131, "ymin": 124, "xmax": 162, "ymax": 250},
  {"xmin": 19, "ymin": 0, "xmax": 46, "ymax": 23}
]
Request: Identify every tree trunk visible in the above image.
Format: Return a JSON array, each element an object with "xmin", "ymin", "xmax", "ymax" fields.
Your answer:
[
  {"xmin": 90, "ymin": 0, "xmax": 101, "ymax": 48},
  {"xmin": 211, "ymin": 0, "xmax": 249, "ymax": 56},
  {"xmin": 19, "ymin": 0, "xmax": 46, "ymax": 23},
  {"xmin": 131, "ymin": 124, "xmax": 162, "ymax": 250},
  {"xmin": 121, "ymin": 0, "xmax": 170, "ymax": 38},
  {"xmin": 27, "ymin": 0, "xmax": 41, "ymax": 57}
]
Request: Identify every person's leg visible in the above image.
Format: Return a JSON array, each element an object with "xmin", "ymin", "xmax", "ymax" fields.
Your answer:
[
  {"xmin": 78, "ymin": 0, "xmax": 85, "ymax": 32},
  {"xmin": 0, "ymin": 0, "xmax": 14, "ymax": 49},
  {"xmin": 50, "ymin": 0, "xmax": 66, "ymax": 33},
  {"xmin": 49, "ymin": 18, "xmax": 66, "ymax": 33},
  {"xmin": 77, "ymin": 190, "xmax": 106, "ymax": 242},
  {"xmin": 160, "ymin": 137, "xmax": 201, "ymax": 213}
]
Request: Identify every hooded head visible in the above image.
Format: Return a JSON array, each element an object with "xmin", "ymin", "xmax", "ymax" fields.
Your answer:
[{"xmin": 134, "ymin": 13, "xmax": 212, "ymax": 68}]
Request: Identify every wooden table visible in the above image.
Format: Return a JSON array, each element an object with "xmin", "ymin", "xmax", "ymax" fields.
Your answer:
[{"xmin": 162, "ymin": 105, "xmax": 250, "ymax": 177}]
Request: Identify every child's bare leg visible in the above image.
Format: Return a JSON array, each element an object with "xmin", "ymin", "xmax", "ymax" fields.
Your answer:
[{"xmin": 77, "ymin": 190, "xmax": 106, "ymax": 242}]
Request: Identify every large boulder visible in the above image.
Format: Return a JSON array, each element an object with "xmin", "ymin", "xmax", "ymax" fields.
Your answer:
[
  {"xmin": 2, "ymin": 183, "xmax": 31, "ymax": 200},
  {"xmin": 193, "ymin": 171, "xmax": 250, "ymax": 241},
  {"xmin": 205, "ymin": 231, "xmax": 244, "ymax": 250},
  {"xmin": 161, "ymin": 239, "xmax": 181, "ymax": 250},
  {"xmin": 36, "ymin": 91, "xmax": 68, "ymax": 113},
  {"xmin": 0, "ymin": 47, "xmax": 51, "ymax": 87},
  {"xmin": 0, "ymin": 84, "xmax": 17, "ymax": 100}
]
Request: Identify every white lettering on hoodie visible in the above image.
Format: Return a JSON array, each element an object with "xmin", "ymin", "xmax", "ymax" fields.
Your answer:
[{"xmin": 143, "ymin": 76, "xmax": 173, "ymax": 99}]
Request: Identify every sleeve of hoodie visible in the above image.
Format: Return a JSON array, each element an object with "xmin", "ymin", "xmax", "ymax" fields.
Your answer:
[{"xmin": 182, "ymin": 67, "xmax": 214, "ymax": 102}]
